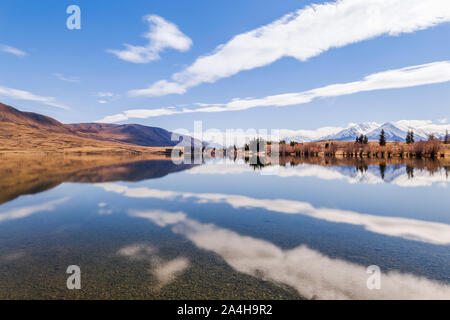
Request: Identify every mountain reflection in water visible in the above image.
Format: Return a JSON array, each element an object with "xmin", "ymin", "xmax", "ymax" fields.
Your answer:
[
  {"xmin": 0, "ymin": 155, "xmax": 448, "ymax": 205},
  {"xmin": 0, "ymin": 154, "xmax": 449, "ymax": 299},
  {"xmin": 0, "ymin": 154, "xmax": 195, "ymax": 205}
]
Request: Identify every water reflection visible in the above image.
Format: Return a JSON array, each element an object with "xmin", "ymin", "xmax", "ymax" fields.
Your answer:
[
  {"xmin": 1, "ymin": 155, "xmax": 447, "ymax": 207},
  {"xmin": 117, "ymin": 243, "xmax": 190, "ymax": 289},
  {"xmin": 130, "ymin": 209, "xmax": 450, "ymax": 300},
  {"xmin": 0, "ymin": 155, "xmax": 194, "ymax": 205},
  {"xmin": 0, "ymin": 154, "xmax": 449, "ymax": 299},
  {"xmin": 98, "ymin": 183, "xmax": 450, "ymax": 245},
  {"xmin": 189, "ymin": 157, "xmax": 449, "ymax": 187},
  {"xmin": 0, "ymin": 198, "xmax": 68, "ymax": 223}
]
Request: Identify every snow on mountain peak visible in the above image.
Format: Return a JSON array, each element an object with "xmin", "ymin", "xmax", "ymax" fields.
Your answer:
[{"xmin": 283, "ymin": 120, "xmax": 449, "ymax": 142}]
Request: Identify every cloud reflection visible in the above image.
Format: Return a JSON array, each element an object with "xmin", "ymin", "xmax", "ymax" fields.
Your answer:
[
  {"xmin": 187, "ymin": 162, "xmax": 449, "ymax": 187},
  {"xmin": 0, "ymin": 198, "xmax": 69, "ymax": 223},
  {"xmin": 99, "ymin": 184, "xmax": 450, "ymax": 245},
  {"xmin": 130, "ymin": 209, "xmax": 450, "ymax": 300},
  {"xmin": 117, "ymin": 242, "xmax": 189, "ymax": 288}
]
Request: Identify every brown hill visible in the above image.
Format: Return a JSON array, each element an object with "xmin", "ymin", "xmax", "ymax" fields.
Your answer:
[
  {"xmin": 0, "ymin": 103, "xmax": 73, "ymax": 134},
  {"xmin": 66, "ymin": 123, "xmax": 183, "ymax": 147},
  {"xmin": 0, "ymin": 102, "xmax": 182, "ymax": 154}
]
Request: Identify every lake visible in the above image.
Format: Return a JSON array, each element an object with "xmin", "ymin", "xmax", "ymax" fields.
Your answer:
[{"xmin": 0, "ymin": 155, "xmax": 449, "ymax": 299}]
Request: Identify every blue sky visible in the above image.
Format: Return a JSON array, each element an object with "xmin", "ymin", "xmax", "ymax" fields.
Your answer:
[{"xmin": 0, "ymin": 0, "xmax": 449, "ymax": 133}]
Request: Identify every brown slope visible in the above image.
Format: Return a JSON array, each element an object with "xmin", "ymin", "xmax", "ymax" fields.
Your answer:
[
  {"xmin": 0, "ymin": 103, "xmax": 177, "ymax": 154},
  {"xmin": 66, "ymin": 123, "xmax": 182, "ymax": 147},
  {"xmin": 0, "ymin": 102, "xmax": 73, "ymax": 134}
]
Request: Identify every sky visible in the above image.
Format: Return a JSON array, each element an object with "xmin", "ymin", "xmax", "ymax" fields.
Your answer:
[{"xmin": 0, "ymin": 0, "xmax": 449, "ymax": 134}]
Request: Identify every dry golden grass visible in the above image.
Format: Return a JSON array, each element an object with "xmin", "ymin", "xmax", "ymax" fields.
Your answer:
[
  {"xmin": 0, "ymin": 122, "xmax": 180, "ymax": 155},
  {"xmin": 266, "ymin": 140, "xmax": 450, "ymax": 158}
]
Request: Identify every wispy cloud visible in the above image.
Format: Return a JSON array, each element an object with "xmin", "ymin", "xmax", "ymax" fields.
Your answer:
[
  {"xmin": 53, "ymin": 73, "xmax": 80, "ymax": 83},
  {"xmin": 98, "ymin": 60, "xmax": 450, "ymax": 122},
  {"xmin": 97, "ymin": 92, "xmax": 116, "ymax": 98},
  {"xmin": 198, "ymin": 61, "xmax": 450, "ymax": 111},
  {"xmin": 98, "ymin": 107, "xmax": 178, "ymax": 123},
  {"xmin": 128, "ymin": 0, "xmax": 450, "ymax": 96},
  {"xmin": 0, "ymin": 85, "xmax": 71, "ymax": 110},
  {"xmin": 0, "ymin": 198, "xmax": 68, "ymax": 223},
  {"xmin": 188, "ymin": 161, "xmax": 450, "ymax": 188},
  {"xmin": 108, "ymin": 14, "xmax": 192, "ymax": 64},
  {"xmin": 96, "ymin": 91, "xmax": 120, "ymax": 104},
  {"xmin": 130, "ymin": 209, "xmax": 450, "ymax": 299},
  {"xmin": 0, "ymin": 45, "xmax": 27, "ymax": 57},
  {"xmin": 98, "ymin": 183, "xmax": 450, "ymax": 245},
  {"xmin": 117, "ymin": 242, "xmax": 189, "ymax": 288}
]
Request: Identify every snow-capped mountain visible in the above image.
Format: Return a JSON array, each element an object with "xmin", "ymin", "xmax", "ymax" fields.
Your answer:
[
  {"xmin": 280, "ymin": 126, "xmax": 344, "ymax": 143},
  {"xmin": 284, "ymin": 120, "xmax": 449, "ymax": 142},
  {"xmin": 365, "ymin": 122, "xmax": 407, "ymax": 142},
  {"xmin": 199, "ymin": 120, "xmax": 449, "ymax": 147},
  {"xmin": 322, "ymin": 122, "xmax": 380, "ymax": 141}
]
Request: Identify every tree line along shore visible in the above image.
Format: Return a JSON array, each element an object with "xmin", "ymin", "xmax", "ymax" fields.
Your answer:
[
  {"xmin": 199, "ymin": 130, "xmax": 450, "ymax": 159},
  {"xmin": 273, "ymin": 129, "xmax": 450, "ymax": 158}
]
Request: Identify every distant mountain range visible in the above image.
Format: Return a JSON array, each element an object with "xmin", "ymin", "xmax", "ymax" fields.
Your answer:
[
  {"xmin": 284, "ymin": 120, "xmax": 450, "ymax": 143},
  {"xmin": 66, "ymin": 122, "xmax": 183, "ymax": 147},
  {"xmin": 2, "ymin": 102, "xmax": 448, "ymax": 152},
  {"xmin": 0, "ymin": 102, "xmax": 191, "ymax": 153}
]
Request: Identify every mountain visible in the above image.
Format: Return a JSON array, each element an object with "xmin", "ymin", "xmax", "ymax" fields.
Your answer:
[
  {"xmin": 66, "ymin": 123, "xmax": 183, "ymax": 147},
  {"xmin": 281, "ymin": 126, "xmax": 344, "ymax": 143},
  {"xmin": 0, "ymin": 102, "xmax": 74, "ymax": 134},
  {"xmin": 0, "ymin": 102, "xmax": 191, "ymax": 153},
  {"xmin": 284, "ymin": 121, "xmax": 450, "ymax": 143},
  {"xmin": 323, "ymin": 122, "xmax": 380, "ymax": 141},
  {"xmin": 365, "ymin": 122, "xmax": 408, "ymax": 142}
]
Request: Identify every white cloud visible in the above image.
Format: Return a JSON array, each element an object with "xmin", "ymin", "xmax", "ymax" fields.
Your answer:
[
  {"xmin": 97, "ymin": 113, "xmax": 129, "ymax": 123},
  {"xmin": 193, "ymin": 61, "xmax": 450, "ymax": 112},
  {"xmin": 128, "ymin": 80, "xmax": 187, "ymax": 96},
  {"xmin": 130, "ymin": 0, "xmax": 450, "ymax": 96},
  {"xmin": 97, "ymin": 107, "xmax": 179, "ymax": 123},
  {"xmin": 187, "ymin": 161, "xmax": 450, "ymax": 188},
  {"xmin": 0, "ymin": 198, "xmax": 68, "ymax": 223},
  {"xmin": 97, "ymin": 92, "xmax": 115, "ymax": 98},
  {"xmin": 131, "ymin": 209, "xmax": 450, "ymax": 299},
  {"xmin": 108, "ymin": 14, "xmax": 192, "ymax": 64},
  {"xmin": 0, "ymin": 45, "xmax": 27, "ymax": 57},
  {"xmin": 117, "ymin": 242, "xmax": 189, "ymax": 287},
  {"xmin": 153, "ymin": 257, "xmax": 189, "ymax": 286},
  {"xmin": 131, "ymin": 209, "xmax": 187, "ymax": 227},
  {"xmin": 53, "ymin": 73, "xmax": 80, "ymax": 83},
  {"xmin": 117, "ymin": 243, "xmax": 156, "ymax": 260},
  {"xmin": 96, "ymin": 91, "xmax": 120, "ymax": 104},
  {"xmin": 98, "ymin": 60, "xmax": 450, "ymax": 122},
  {"xmin": 98, "ymin": 183, "xmax": 450, "ymax": 245},
  {"xmin": 0, "ymin": 85, "xmax": 70, "ymax": 110}
]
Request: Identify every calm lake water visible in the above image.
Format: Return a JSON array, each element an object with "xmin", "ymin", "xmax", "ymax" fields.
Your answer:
[{"xmin": 0, "ymin": 156, "xmax": 449, "ymax": 299}]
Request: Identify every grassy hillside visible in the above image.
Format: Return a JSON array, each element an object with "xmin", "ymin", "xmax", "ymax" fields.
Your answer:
[{"xmin": 0, "ymin": 103, "xmax": 181, "ymax": 154}]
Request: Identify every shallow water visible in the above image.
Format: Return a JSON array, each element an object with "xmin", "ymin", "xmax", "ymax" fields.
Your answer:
[{"xmin": 0, "ymin": 156, "xmax": 449, "ymax": 299}]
